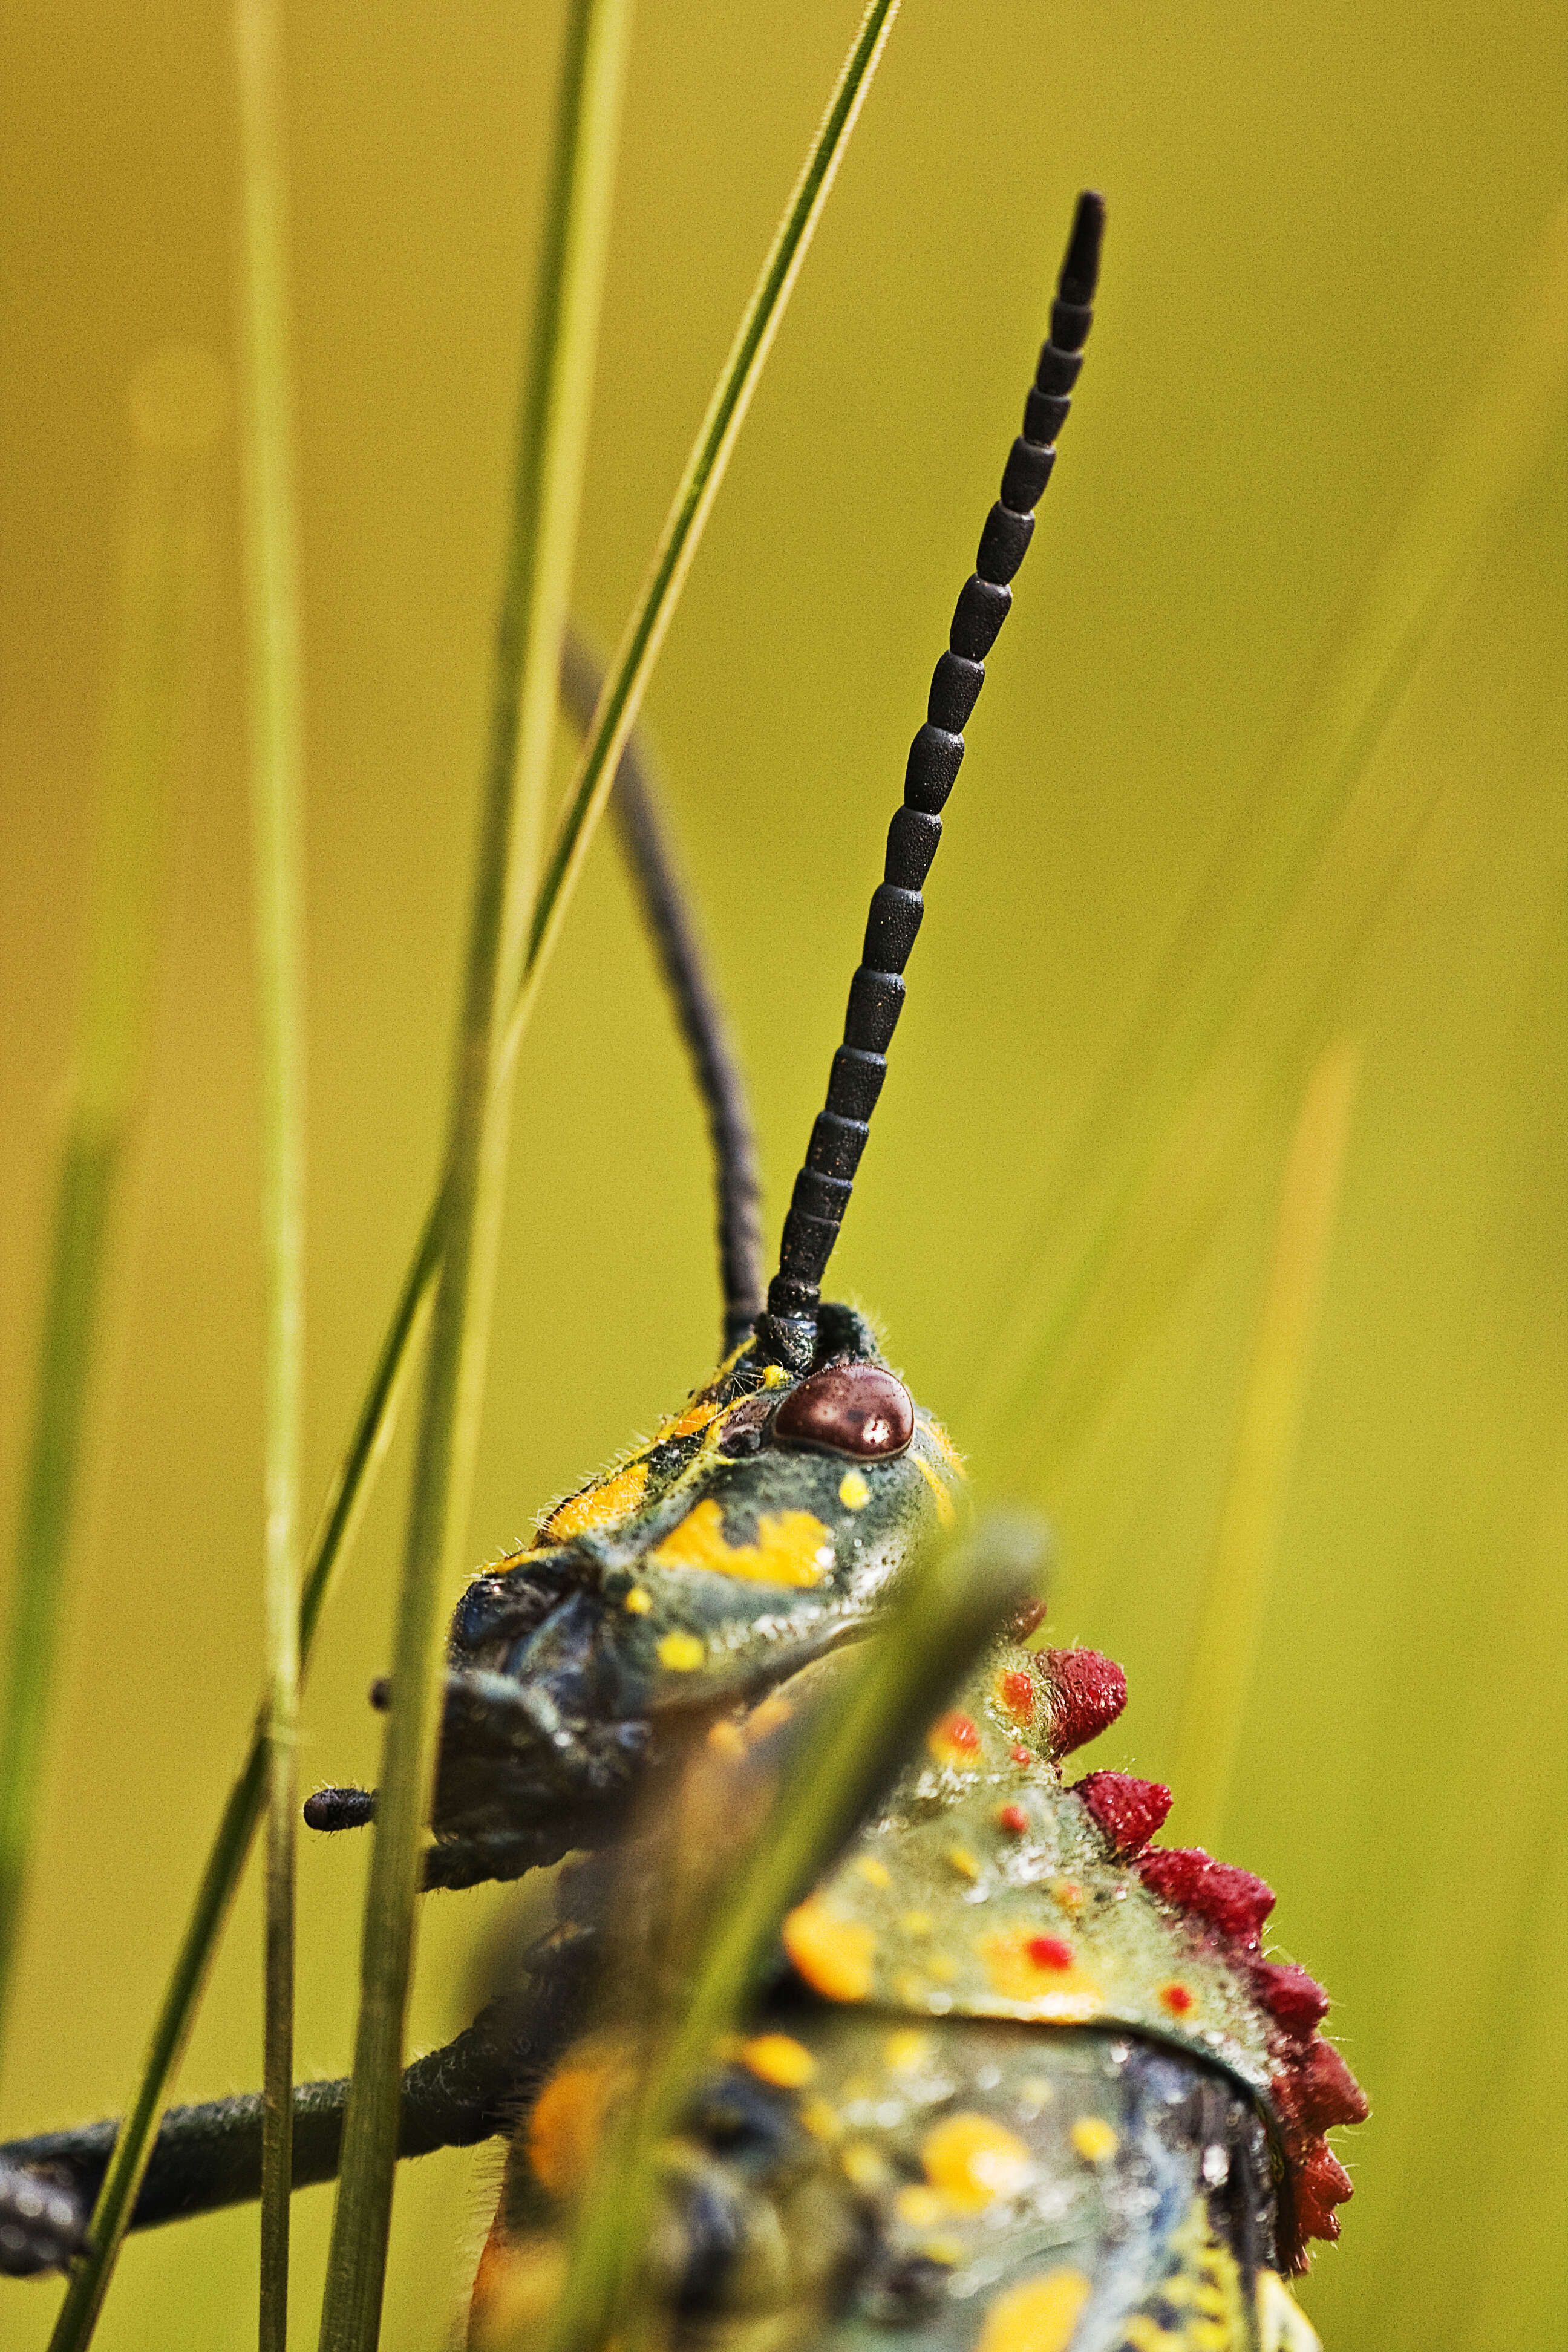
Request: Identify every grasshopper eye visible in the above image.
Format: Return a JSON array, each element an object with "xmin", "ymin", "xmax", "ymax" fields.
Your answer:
[{"xmin": 773, "ymin": 1362, "xmax": 913, "ymax": 1459}]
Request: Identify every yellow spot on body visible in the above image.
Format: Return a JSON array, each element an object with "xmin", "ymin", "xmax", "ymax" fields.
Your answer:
[
  {"xmin": 656, "ymin": 1629, "xmax": 705, "ymax": 1672},
  {"xmin": 978, "ymin": 1932, "xmax": 1102, "ymax": 2019},
  {"xmin": 913, "ymin": 1451, "xmax": 958, "ymax": 1527},
  {"xmin": 1256, "ymin": 2270, "xmax": 1323, "ymax": 2352},
  {"xmin": 652, "ymin": 1497, "xmax": 835, "ymax": 1586},
  {"xmin": 884, "ymin": 2028, "xmax": 933, "ymax": 2073},
  {"xmin": 762, "ymin": 1363, "xmax": 789, "ymax": 1387},
  {"xmin": 855, "ymin": 1855, "xmax": 892, "ymax": 1889},
  {"xmin": 900, "ymin": 1910, "xmax": 932, "ymax": 1937},
  {"xmin": 927, "ymin": 1952, "xmax": 959, "ymax": 1983},
  {"xmin": 1070, "ymin": 2115, "xmax": 1119, "ymax": 2165},
  {"xmin": 746, "ymin": 1693, "xmax": 794, "ymax": 1741},
  {"xmin": 545, "ymin": 1458, "xmax": 649, "ymax": 1543},
  {"xmin": 975, "ymin": 2269, "xmax": 1093, "ymax": 2352},
  {"xmin": 528, "ymin": 2050, "xmax": 625, "ymax": 2196},
  {"xmin": 705, "ymin": 1719, "xmax": 746, "ymax": 1758},
  {"xmin": 840, "ymin": 2141, "xmax": 891, "ymax": 2191},
  {"xmin": 782, "ymin": 1896, "xmax": 877, "ymax": 2002},
  {"xmin": 622, "ymin": 1584, "xmax": 652, "ymax": 1614},
  {"xmin": 839, "ymin": 1468, "xmax": 871, "ymax": 1510},
  {"xmin": 895, "ymin": 2184, "xmax": 948, "ymax": 2229},
  {"xmin": 1122, "ymin": 2320, "xmax": 1180, "ymax": 2352},
  {"xmin": 920, "ymin": 2234, "xmax": 966, "ymax": 2267},
  {"xmin": 920, "ymin": 2114, "xmax": 1033, "ymax": 2210},
  {"xmin": 742, "ymin": 2033, "xmax": 817, "ymax": 2089},
  {"xmin": 798, "ymin": 2095, "xmax": 840, "ymax": 2143},
  {"xmin": 946, "ymin": 1844, "xmax": 982, "ymax": 1881}
]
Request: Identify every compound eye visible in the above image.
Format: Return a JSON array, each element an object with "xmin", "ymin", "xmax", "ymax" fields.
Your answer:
[{"xmin": 773, "ymin": 1362, "xmax": 915, "ymax": 1459}]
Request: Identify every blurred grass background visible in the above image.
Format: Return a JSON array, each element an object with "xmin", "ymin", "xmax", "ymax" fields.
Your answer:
[{"xmin": 1, "ymin": 1, "xmax": 1564, "ymax": 2345}]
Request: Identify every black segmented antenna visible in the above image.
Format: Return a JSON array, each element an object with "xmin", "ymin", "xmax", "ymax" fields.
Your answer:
[{"xmin": 754, "ymin": 190, "xmax": 1106, "ymax": 1373}]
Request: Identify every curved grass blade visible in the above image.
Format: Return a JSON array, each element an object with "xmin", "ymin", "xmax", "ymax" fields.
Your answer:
[
  {"xmin": 49, "ymin": 15, "xmax": 904, "ymax": 2340},
  {"xmin": 970, "ymin": 197, "xmax": 1568, "ymax": 1490},
  {"xmin": 1168, "ymin": 1036, "xmax": 1361, "ymax": 1852},
  {"xmin": 316, "ymin": 3, "xmax": 635, "ymax": 2343},
  {"xmin": 232, "ymin": 0, "xmax": 309, "ymax": 2340},
  {"xmin": 537, "ymin": 1511, "xmax": 1047, "ymax": 2352},
  {"xmin": 0, "ymin": 348, "xmax": 225, "ymax": 2072}
]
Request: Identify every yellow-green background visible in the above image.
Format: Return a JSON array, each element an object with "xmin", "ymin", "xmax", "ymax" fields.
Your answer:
[{"xmin": 1, "ymin": 2, "xmax": 1564, "ymax": 2344}]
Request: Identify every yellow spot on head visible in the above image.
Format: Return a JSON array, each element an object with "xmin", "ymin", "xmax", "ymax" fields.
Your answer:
[
  {"xmin": 854, "ymin": 1855, "xmax": 892, "ymax": 1889},
  {"xmin": 782, "ymin": 1896, "xmax": 877, "ymax": 2002},
  {"xmin": 622, "ymin": 1585, "xmax": 652, "ymax": 1614},
  {"xmin": 913, "ymin": 1451, "xmax": 958, "ymax": 1527},
  {"xmin": 652, "ymin": 1497, "xmax": 835, "ymax": 1586},
  {"xmin": 545, "ymin": 1459, "xmax": 649, "ymax": 1543},
  {"xmin": 946, "ymin": 1844, "xmax": 982, "ymax": 1882},
  {"xmin": 656, "ymin": 1629, "xmax": 705, "ymax": 1672},
  {"xmin": 838, "ymin": 1468, "xmax": 871, "ymax": 1510},
  {"xmin": 659, "ymin": 1395, "xmax": 720, "ymax": 1440},
  {"xmin": 884, "ymin": 2028, "xmax": 933, "ymax": 2073},
  {"xmin": 1070, "ymin": 2115, "xmax": 1119, "ymax": 2165},
  {"xmin": 920, "ymin": 2113, "xmax": 1033, "ymax": 2211},
  {"xmin": 742, "ymin": 2033, "xmax": 817, "ymax": 2089},
  {"xmin": 975, "ymin": 2270, "xmax": 1093, "ymax": 2352},
  {"xmin": 894, "ymin": 2184, "xmax": 947, "ymax": 2229}
]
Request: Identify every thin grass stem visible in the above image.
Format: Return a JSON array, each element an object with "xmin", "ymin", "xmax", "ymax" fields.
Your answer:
[
  {"xmin": 233, "ymin": 0, "xmax": 308, "ymax": 2341},
  {"xmin": 317, "ymin": 6, "xmax": 635, "ymax": 2343},
  {"xmin": 1169, "ymin": 1038, "xmax": 1361, "ymax": 1852},
  {"xmin": 0, "ymin": 350, "xmax": 224, "ymax": 2073},
  {"xmin": 972, "ymin": 198, "xmax": 1568, "ymax": 1487},
  {"xmin": 48, "ymin": 14, "xmax": 903, "ymax": 2334},
  {"xmin": 537, "ymin": 1511, "xmax": 1045, "ymax": 2352}
]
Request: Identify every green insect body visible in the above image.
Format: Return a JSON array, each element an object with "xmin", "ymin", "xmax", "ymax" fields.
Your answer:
[{"xmin": 465, "ymin": 1582, "xmax": 1359, "ymax": 2351}]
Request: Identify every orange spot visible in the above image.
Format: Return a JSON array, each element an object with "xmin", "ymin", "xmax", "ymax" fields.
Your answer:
[
  {"xmin": 920, "ymin": 2113, "xmax": 1033, "ymax": 2210},
  {"xmin": 705, "ymin": 1719, "xmax": 746, "ymax": 1759},
  {"xmin": 527, "ymin": 2047, "xmax": 626, "ymax": 2196},
  {"xmin": 544, "ymin": 1459, "xmax": 649, "ymax": 1543},
  {"xmin": 1028, "ymin": 1936, "xmax": 1073, "ymax": 1970},
  {"xmin": 652, "ymin": 1497, "xmax": 835, "ymax": 1586},
  {"xmin": 975, "ymin": 2269, "xmax": 1092, "ymax": 2352},
  {"xmin": 782, "ymin": 1897, "xmax": 876, "ymax": 2002},
  {"xmin": 660, "ymin": 1395, "xmax": 720, "ymax": 1439},
  {"xmin": 1160, "ymin": 1981, "xmax": 1195, "ymax": 2017},
  {"xmin": 1010, "ymin": 1743, "xmax": 1033, "ymax": 1766},
  {"xmin": 929, "ymin": 1711, "xmax": 982, "ymax": 1768},
  {"xmin": 742, "ymin": 2033, "xmax": 817, "ymax": 2088},
  {"xmin": 996, "ymin": 1668, "xmax": 1036, "ymax": 1724},
  {"xmin": 998, "ymin": 1803, "xmax": 1030, "ymax": 1835}
]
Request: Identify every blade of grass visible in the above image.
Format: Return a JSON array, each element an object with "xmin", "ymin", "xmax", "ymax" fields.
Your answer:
[
  {"xmin": 233, "ymin": 0, "xmax": 308, "ymax": 2342},
  {"xmin": 970, "ymin": 197, "xmax": 1568, "ymax": 1488},
  {"xmin": 317, "ymin": 4, "xmax": 635, "ymax": 2342},
  {"xmin": 1168, "ymin": 1037, "xmax": 1361, "ymax": 1853},
  {"xmin": 0, "ymin": 349, "xmax": 225, "ymax": 2074},
  {"xmin": 49, "ymin": 16, "xmax": 903, "ymax": 2336},
  {"xmin": 535, "ymin": 1511, "xmax": 1047, "ymax": 2352}
]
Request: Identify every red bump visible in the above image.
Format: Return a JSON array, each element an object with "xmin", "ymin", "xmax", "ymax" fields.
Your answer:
[
  {"xmin": 1160, "ymin": 1981, "xmax": 1194, "ymax": 2016},
  {"xmin": 1295, "ymin": 2138, "xmax": 1354, "ymax": 2244},
  {"xmin": 1253, "ymin": 1960, "xmax": 1330, "ymax": 2036},
  {"xmin": 940, "ymin": 1711, "xmax": 980, "ymax": 1751},
  {"xmin": 1027, "ymin": 1935, "xmax": 1074, "ymax": 1971},
  {"xmin": 1043, "ymin": 1647, "xmax": 1127, "ymax": 1756},
  {"xmin": 1076, "ymin": 1769, "xmax": 1172, "ymax": 1858},
  {"xmin": 1296, "ymin": 2039, "xmax": 1369, "ymax": 2131},
  {"xmin": 1009, "ymin": 1743, "xmax": 1032, "ymax": 1767},
  {"xmin": 998, "ymin": 1669, "xmax": 1036, "ymax": 1724},
  {"xmin": 1137, "ymin": 1848, "xmax": 1275, "ymax": 1947},
  {"xmin": 997, "ymin": 1803, "xmax": 1030, "ymax": 1836}
]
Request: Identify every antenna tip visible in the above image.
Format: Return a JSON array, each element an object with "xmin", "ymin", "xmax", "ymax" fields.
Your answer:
[{"xmin": 1062, "ymin": 190, "xmax": 1106, "ymax": 303}]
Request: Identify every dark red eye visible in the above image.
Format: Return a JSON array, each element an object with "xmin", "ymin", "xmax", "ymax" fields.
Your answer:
[{"xmin": 773, "ymin": 1362, "xmax": 915, "ymax": 1459}]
